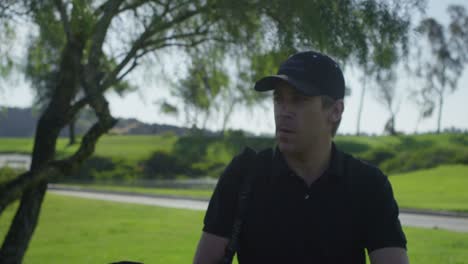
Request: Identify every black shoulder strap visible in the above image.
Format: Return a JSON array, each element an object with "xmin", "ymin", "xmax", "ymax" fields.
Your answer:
[{"xmin": 219, "ymin": 147, "xmax": 272, "ymax": 264}]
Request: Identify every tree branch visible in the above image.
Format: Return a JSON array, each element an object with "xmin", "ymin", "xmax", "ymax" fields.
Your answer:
[
  {"xmin": 51, "ymin": 114, "xmax": 118, "ymax": 176},
  {"xmin": 53, "ymin": 0, "xmax": 71, "ymax": 41},
  {"xmin": 0, "ymin": 94, "xmax": 117, "ymax": 217},
  {"xmin": 154, "ymin": 38, "xmax": 210, "ymax": 49},
  {"xmin": 0, "ymin": 114, "xmax": 116, "ymax": 216},
  {"xmin": 66, "ymin": 95, "xmax": 90, "ymax": 121},
  {"xmin": 100, "ymin": 4, "xmax": 213, "ymax": 91},
  {"xmin": 115, "ymin": 56, "xmax": 139, "ymax": 83},
  {"xmin": 117, "ymin": 0, "xmax": 151, "ymax": 13},
  {"xmin": 88, "ymin": 0, "xmax": 124, "ymax": 70},
  {"xmin": 143, "ymin": 28, "xmax": 210, "ymax": 47},
  {"xmin": 0, "ymin": 166, "xmax": 60, "ymax": 217}
]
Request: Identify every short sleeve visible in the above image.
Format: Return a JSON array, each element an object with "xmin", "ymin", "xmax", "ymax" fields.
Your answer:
[
  {"xmin": 362, "ymin": 170, "xmax": 407, "ymax": 252},
  {"xmin": 202, "ymin": 152, "xmax": 245, "ymax": 238}
]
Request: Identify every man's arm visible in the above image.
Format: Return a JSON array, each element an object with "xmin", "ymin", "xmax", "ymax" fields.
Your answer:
[
  {"xmin": 193, "ymin": 232, "xmax": 229, "ymax": 264},
  {"xmin": 360, "ymin": 168, "xmax": 408, "ymax": 262},
  {"xmin": 193, "ymin": 150, "xmax": 247, "ymax": 264},
  {"xmin": 369, "ymin": 247, "xmax": 409, "ymax": 264}
]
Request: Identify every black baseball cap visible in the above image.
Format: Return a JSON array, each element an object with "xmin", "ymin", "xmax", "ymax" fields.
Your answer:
[{"xmin": 254, "ymin": 51, "xmax": 345, "ymax": 100}]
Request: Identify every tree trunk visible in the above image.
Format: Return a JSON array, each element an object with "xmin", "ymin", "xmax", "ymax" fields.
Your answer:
[
  {"xmin": 356, "ymin": 75, "xmax": 367, "ymax": 136},
  {"xmin": 0, "ymin": 110, "xmax": 62, "ymax": 263},
  {"xmin": 69, "ymin": 118, "xmax": 76, "ymax": 145},
  {"xmin": 0, "ymin": 181, "xmax": 48, "ymax": 264},
  {"xmin": 221, "ymin": 99, "xmax": 237, "ymax": 135},
  {"xmin": 437, "ymin": 95, "xmax": 444, "ymax": 134},
  {"xmin": 0, "ymin": 33, "xmax": 85, "ymax": 263}
]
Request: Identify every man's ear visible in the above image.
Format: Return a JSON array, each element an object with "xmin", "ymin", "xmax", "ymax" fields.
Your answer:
[{"xmin": 328, "ymin": 99, "xmax": 344, "ymax": 122}]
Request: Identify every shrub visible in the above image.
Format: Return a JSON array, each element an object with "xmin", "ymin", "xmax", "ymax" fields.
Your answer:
[
  {"xmin": 0, "ymin": 167, "xmax": 24, "ymax": 184},
  {"xmin": 380, "ymin": 147, "xmax": 466, "ymax": 174},
  {"xmin": 358, "ymin": 147, "xmax": 397, "ymax": 167},
  {"xmin": 141, "ymin": 151, "xmax": 201, "ymax": 179}
]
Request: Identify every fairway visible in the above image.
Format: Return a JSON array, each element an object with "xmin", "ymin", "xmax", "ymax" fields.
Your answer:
[
  {"xmin": 390, "ymin": 165, "xmax": 468, "ymax": 212},
  {"xmin": 1, "ymin": 194, "xmax": 467, "ymax": 263}
]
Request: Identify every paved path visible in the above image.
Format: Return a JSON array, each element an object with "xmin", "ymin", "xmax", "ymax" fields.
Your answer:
[
  {"xmin": 49, "ymin": 189, "xmax": 468, "ymax": 233},
  {"xmin": 0, "ymin": 153, "xmax": 31, "ymax": 169},
  {"xmin": 50, "ymin": 189, "xmax": 208, "ymax": 211}
]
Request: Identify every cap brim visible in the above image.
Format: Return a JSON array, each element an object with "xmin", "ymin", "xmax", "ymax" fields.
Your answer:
[{"xmin": 254, "ymin": 75, "xmax": 320, "ymax": 96}]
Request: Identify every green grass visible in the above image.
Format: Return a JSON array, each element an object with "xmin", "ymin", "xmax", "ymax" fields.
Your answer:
[
  {"xmin": 0, "ymin": 194, "xmax": 205, "ymax": 263},
  {"xmin": 390, "ymin": 165, "xmax": 468, "ymax": 213},
  {"xmin": 0, "ymin": 134, "xmax": 178, "ymax": 161},
  {"xmin": 58, "ymin": 183, "xmax": 213, "ymax": 200},
  {"xmin": 404, "ymin": 227, "xmax": 468, "ymax": 264},
  {"xmin": 0, "ymin": 138, "xmax": 34, "ymax": 154},
  {"xmin": 1, "ymin": 194, "xmax": 467, "ymax": 263},
  {"xmin": 90, "ymin": 134, "xmax": 178, "ymax": 161}
]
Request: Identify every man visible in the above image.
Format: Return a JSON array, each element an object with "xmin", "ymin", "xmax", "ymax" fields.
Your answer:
[{"xmin": 193, "ymin": 51, "xmax": 409, "ymax": 264}]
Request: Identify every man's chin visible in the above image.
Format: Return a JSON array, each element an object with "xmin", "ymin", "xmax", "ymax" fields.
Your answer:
[{"xmin": 277, "ymin": 141, "xmax": 298, "ymax": 154}]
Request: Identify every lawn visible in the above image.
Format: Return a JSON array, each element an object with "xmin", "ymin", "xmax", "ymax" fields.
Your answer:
[
  {"xmin": 390, "ymin": 165, "xmax": 468, "ymax": 213},
  {"xmin": 0, "ymin": 134, "xmax": 178, "ymax": 161},
  {"xmin": 0, "ymin": 138, "xmax": 34, "ymax": 154},
  {"xmin": 1, "ymin": 194, "xmax": 468, "ymax": 263},
  {"xmin": 0, "ymin": 194, "xmax": 204, "ymax": 264}
]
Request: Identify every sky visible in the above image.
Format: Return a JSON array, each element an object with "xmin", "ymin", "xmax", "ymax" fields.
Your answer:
[{"xmin": 1, "ymin": 0, "xmax": 467, "ymax": 136}]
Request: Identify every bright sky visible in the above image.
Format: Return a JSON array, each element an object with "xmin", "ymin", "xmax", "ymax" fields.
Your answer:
[{"xmin": 1, "ymin": 0, "xmax": 467, "ymax": 136}]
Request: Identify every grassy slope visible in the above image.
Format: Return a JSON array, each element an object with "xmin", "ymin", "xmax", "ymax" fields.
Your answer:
[
  {"xmin": 390, "ymin": 165, "xmax": 468, "ymax": 212},
  {"xmin": 0, "ymin": 194, "xmax": 467, "ymax": 264}
]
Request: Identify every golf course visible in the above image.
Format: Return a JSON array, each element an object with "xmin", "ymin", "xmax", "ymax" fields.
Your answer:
[{"xmin": 1, "ymin": 133, "xmax": 468, "ymax": 263}]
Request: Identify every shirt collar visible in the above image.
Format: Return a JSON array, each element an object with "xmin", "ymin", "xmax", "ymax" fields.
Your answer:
[{"xmin": 273, "ymin": 142, "xmax": 345, "ymax": 184}]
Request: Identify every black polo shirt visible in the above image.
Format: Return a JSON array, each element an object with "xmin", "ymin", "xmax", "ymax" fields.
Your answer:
[{"xmin": 203, "ymin": 143, "xmax": 406, "ymax": 263}]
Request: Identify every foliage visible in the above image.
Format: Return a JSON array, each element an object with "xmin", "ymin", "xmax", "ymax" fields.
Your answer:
[
  {"xmin": 69, "ymin": 156, "xmax": 122, "ymax": 181},
  {"xmin": 381, "ymin": 146, "xmax": 468, "ymax": 174},
  {"xmin": 141, "ymin": 151, "xmax": 199, "ymax": 179},
  {"xmin": 0, "ymin": 22, "xmax": 14, "ymax": 79},
  {"xmin": 412, "ymin": 5, "xmax": 468, "ymax": 133},
  {"xmin": 0, "ymin": 167, "xmax": 24, "ymax": 185}
]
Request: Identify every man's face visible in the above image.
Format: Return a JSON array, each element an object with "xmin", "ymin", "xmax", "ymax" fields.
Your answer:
[{"xmin": 273, "ymin": 81, "xmax": 331, "ymax": 155}]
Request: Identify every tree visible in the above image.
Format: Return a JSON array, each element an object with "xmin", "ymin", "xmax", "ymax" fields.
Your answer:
[
  {"xmin": 374, "ymin": 68, "xmax": 401, "ymax": 135},
  {"xmin": 0, "ymin": 0, "xmax": 423, "ymax": 262},
  {"xmin": 159, "ymin": 49, "xmax": 230, "ymax": 132},
  {"xmin": 0, "ymin": 19, "xmax": 15, "ymax": 89},
  {"xmin": 413, "ymin": 5, "xmax": 468, "ymax": 133},
  {"xmin": 24, "ymin": 3, "xmax": 134, "ymax": 145},
  {"xmin": 164, "ymin": 0, "xmax": 426, "ymax": 136},
  {"xmin": 352, "ymin": 0, "xmax": 424, "ymax": 135}
]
